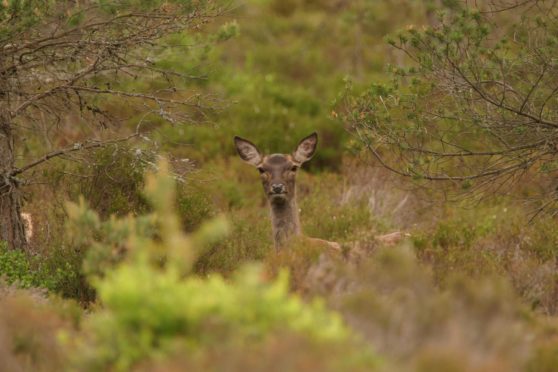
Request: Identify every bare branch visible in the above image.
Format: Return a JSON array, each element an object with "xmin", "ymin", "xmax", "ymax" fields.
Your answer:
[{"xmin": 10, "ymin": 132, "xmax": 139, "ymax": 178}]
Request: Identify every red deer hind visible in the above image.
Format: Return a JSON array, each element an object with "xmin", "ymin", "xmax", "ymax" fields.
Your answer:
[{"xmin": 234, "ymin": 132, "xmax": 341, "ymax": 252}]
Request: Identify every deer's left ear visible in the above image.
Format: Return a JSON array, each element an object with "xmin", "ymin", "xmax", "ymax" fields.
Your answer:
[
  {"xmin": 293, "ymin": 132, "xmax": 318, "ymax": 164},
  {"xmin": 234, "ymin": 136, "xmax": 263, "ymax": 166}
]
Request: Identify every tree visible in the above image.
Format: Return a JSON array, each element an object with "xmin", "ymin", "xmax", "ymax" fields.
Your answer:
[
  {"xmin": 0, "ymin": 0, "xmax": 224, "ymax": 249},
  {"xmin": 347, "ymin": 0, "xmax": 558, "ymax": 216}
]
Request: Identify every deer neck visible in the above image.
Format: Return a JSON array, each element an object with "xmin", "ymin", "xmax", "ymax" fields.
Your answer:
[{"xmin": 269, "ymin": 197, "xmax": 300, "ymax": 250}]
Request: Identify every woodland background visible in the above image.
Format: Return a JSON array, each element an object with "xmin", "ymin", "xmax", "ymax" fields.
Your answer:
[{"xmin": 1, "ymin": 0, "xmax": 558, "ymax": 371}]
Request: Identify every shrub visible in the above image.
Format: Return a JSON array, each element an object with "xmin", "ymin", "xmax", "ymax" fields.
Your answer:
[
  {"xmin": 527, "ymin": 340, "xmax": 558, "ymax": 372},
  {"xmin": 410, "ymin": 205, "xmax": 558, "ymax": 313},
  {"xmin": 0, "ymin": 242, "xmax": 73, "ymax": 292},
  {"xmin": 70, "ymin": 145, "xmax": 151, "ymax": 218},
  {"xmin": 323, "ymin": 245, "xmax": 534, "ymax": 371},
  {"xmin": 0, "ymin": 242, "xmax": 40, "ymax": 289},
  {"xmin": 40, "ymin": 244, "xmax": 94, "ymax": 303},
  {"xmin": 300, "ymin": 172, "xmax": 373, "ymax": 242},
  {"xmin": 176, "ymin": 184, "xmax": 216, "ymax": 232},
  {"xmin": 194, "ymin": 208, "xmax": 271, "ymax": 275},
  {"xmin": 265, "ymin": 236, "xmax": 339, "ymax": 292},
  {"xmin": 0, "ymin": 289, "xmax": 80, "ymax": 372}
]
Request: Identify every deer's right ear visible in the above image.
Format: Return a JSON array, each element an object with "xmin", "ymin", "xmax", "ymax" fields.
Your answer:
[
  {"xmin": 293, "ymin": 132, "xmax": 318, "ymax": 164},
  {"xmin": 234, "ymin": 136, "xmax": 263, "ymax": 166}
]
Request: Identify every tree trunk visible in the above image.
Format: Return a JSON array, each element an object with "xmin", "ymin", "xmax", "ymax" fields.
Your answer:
[{"xmin": 0, "ymin": 110, "xmax": 26, "ymax": 250}]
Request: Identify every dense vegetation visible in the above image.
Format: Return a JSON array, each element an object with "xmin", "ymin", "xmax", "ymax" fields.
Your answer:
[{"xmin": 1, "ymin": 0, "xmax": 558, "ymax": 370}]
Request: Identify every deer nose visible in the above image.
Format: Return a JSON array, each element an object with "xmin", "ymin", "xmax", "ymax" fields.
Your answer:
[{"xmin": 271, "ymin": 183, "xmax": 285, "ymax": 194}]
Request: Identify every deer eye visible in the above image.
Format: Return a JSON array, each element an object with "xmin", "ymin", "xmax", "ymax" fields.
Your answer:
[
  {"xmin": 291, "ymin": 166, "xmax": 298, "ymax": 172},
  {"xmin": 258, "ymin": 167, "xmax": 265, "ymax": 174}
]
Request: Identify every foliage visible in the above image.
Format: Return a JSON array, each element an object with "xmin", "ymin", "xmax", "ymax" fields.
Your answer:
[
  {"xmin": 412, "ymin": 203, "xmax": 558, "ymax": 313},
  {"xmin": 300, "ymin": 173, "xmax": 372, "ymax": 241},
  {"xmin": 0, "ymin": 241, "xmax": 73, "ymax": 292},
  {"xmin": 176, "ymin": 184, "xmax": 217, "ymax": 232},
  {"xmin": 0, "ymin": 290, "xmax": 80, "ymax": 372},
  {"xmin": 66, "ymin": 198, "xmax": 157, "ymax": 281},
  {"xmin": 317, "ymin": 245, "xmax": 537, "ymax": 371},
  {"xmin": 526, "ymin": 340, "xmax": 558, "ymax": 372},
  {"xmin": 0, "ymin": 0, "xmax": 226, "ymax": 248},
  {"xmin": 347, "ymin": 0, "xmax": 558, "ymax": 212},
  {"xmin": 0, "ymin": 241, "xmax": 40, "ymax": 289},
  {"xmin": 71, "ymin": 146, "xmax": 152, "ymax": 218},
  {"xmin": 194, "ymin": 208, "xmax": 271, "ymax": 275},
  {"xmin": 40, "ymin": 244, "xmax": 94, "ymax": 303}
]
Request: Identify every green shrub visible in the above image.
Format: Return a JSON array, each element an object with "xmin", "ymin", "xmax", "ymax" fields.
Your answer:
[
  {"xmin": 0, "ymin": 242, "xmax": 38, "ymax": 289},
  {"xmin": 40, "ymin": 245, "xmax": 94, "ymax": 303},
  {"xmin": 300, "ymin": 173, "xmax": 372, "ymax": 242},
  {"xmin": 194, "ymin": 208, "xmax": 271, "ymax": 275},
  {"xmin": 0, "ymin": 242, "xmax": 72, "ymax": 292},
  {"xmin": 70, "ymin": 145, "xmax": 151, "ymax": 218},
  {"xmin": 176, "ymin": 184, "xmax": 216, "ymax": 232}
]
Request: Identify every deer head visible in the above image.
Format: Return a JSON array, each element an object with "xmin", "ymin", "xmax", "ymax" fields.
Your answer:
[{"xmin": 234, "ymin": 132, "xmax": 318, "ymax": 206}]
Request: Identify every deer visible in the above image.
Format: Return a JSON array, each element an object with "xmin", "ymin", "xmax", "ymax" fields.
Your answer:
[{"xmin": 234, "ymin": 132, "xmax": 341, "ymax": 253}]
